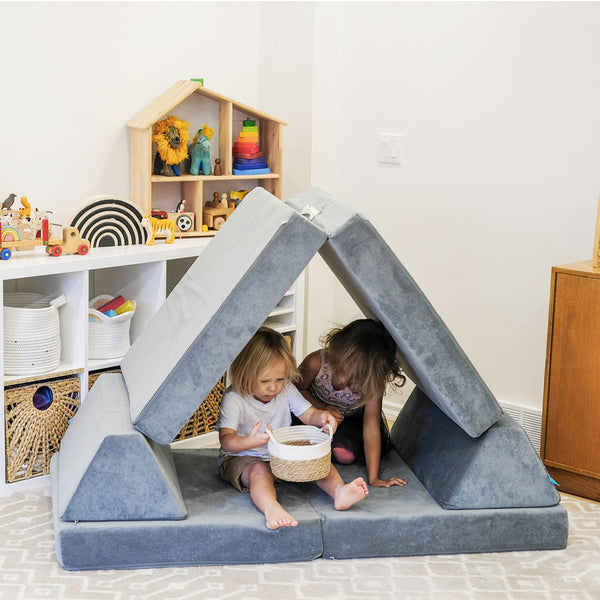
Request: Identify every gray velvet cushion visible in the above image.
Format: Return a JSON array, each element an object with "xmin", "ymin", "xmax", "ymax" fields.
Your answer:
[
  {"xmin": 391, "ymin": 387, "xmax": 561, "ymax": 510},
  {"xmin": 122, "ymin": 187, "xmax": 327, "ymax": 444},
  {"xmin": 286, "ymin": 187, "xmax": 503, "ymax": 438},
  {"xmin": 52, "ymin": 448, "xmax": 568, "ymax": 570},
  {"xmin": 54, "ymin": 374, "xmax": 187, "ymax": 521},
  {"xmin": 307, "ymin": 453, "xmax": 567, "ymax": 559},
  {"xmin": 52, "ymin": 449, "xmax": 324, "ymax": 570}
]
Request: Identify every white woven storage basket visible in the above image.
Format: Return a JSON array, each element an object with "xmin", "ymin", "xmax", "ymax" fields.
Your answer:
[
  {"xmin": 267, "ymin": 425, "xmax": 333, "ymax": 482},
  {"xmin": 88, "ymin": 295, "xmax": 135, "ymax": 360},
  {"xmin": 3, "ymin": 293, "xmax": 66, "ymax": 376}
]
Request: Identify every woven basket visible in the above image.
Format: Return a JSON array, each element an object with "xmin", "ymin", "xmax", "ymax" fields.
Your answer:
[
  {"xmin": 268, "ymin": 425, "xmax": 333, "ymax": 482},
  {"xmin": 173, "ymin": 374, "xmax": 226, "ymax": 441},
  {"xmin": 4, "ymin": 376, "xmax": 81, "ymax": 482},
  {"xmin": 88, "ymin": 295, "xmax": 135, "ymax": 360},
  {"xmin": 3, "ymin": 293, "xmax": 66, "ymax": 376}
]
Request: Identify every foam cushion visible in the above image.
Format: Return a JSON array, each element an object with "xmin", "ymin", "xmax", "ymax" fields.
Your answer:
[
  {"xmin": 52, "ymin": 449, "xmax": 324, "ymax": 570},
  {"xmin": 52, "ymin": 448, "xmax": 568, "ymax": 570},
  {"xmin": 286, "ymin": 187, "xmax": 503, "ymax": 437},
  {"xmin": 307, "ymin": 453, "xmax": 568, "ymax": 559},
  {"xmin": 391, "ymin": 387, "xmax": 561, "ymax": 509},
  {"xmin": 122, "ymin": 188, "xmax": 327, "ymax": 444},
  {"xmin": 55, "ymin": 374, "xmax": 187, "ymax": 521}
]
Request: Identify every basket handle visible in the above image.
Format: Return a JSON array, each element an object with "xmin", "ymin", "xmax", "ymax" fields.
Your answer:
[
  {"xmin": 49, "ymin": 294, "xmax": 67, "ymax": 309},
  {"xmin": 325, "ymin": 423, "xmax": 334, "ymax": 439},
  {"xmin": 267, "ymin": 428, "xmax": 276, "ymax": 443}
]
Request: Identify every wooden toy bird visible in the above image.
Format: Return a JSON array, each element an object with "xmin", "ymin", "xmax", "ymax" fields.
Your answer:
[{"xmin": 2, "ymin": 193, "xmax": 17, "ymax": 209}]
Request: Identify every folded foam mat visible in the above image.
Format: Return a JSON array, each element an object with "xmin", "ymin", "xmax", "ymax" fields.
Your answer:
[
  {"xmin": 286, "ymin": 187, "xmax": 503, "ymax": 437},
  {"xmin": 122, "ymin": 187, "xmax": 328, "ymax": 444}
]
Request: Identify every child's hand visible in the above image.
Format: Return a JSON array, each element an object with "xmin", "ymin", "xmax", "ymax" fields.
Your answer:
[
  {"xmin": 247, "ymin": 421, "xmax": 270, "ymax": 447},
  {"xmin": 370, "ymin": 476, "xmax": 407, "ymax": 488},
  {"xmin": 318, "ymin": 411, "xmax": 338, "ymax": 435}
]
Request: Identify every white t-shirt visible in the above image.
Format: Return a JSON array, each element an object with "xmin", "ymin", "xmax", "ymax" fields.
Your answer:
[{"xmin": 216, "ymin": 381, "xmax": 312, "ymax": 462}]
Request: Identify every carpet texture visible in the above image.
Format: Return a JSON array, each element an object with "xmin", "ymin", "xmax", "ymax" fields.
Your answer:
[{"xmin": 0, "ymin": 487, "xmax": 597, "ymax": 600}]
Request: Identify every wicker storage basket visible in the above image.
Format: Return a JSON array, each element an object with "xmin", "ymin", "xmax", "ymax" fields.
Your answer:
[
  {"xmin": 267, "ymin": 425, "xmax": 333, "ymax": 482},
  {"xmin": 173, "ymin": 374, "xmax": 226, "ymax": 441},
  {"xmin": 4, "ymin": 376, "xmax": 81, "ymax": 482}
]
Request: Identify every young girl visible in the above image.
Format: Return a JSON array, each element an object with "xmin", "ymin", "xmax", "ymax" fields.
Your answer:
[
  {"xmin": 297, "ymin": 319, "xmax": 408, "ymax": 489},
  {"xmin": 217, "ymin": 327, "xmax": 369, "ymax": 530}
]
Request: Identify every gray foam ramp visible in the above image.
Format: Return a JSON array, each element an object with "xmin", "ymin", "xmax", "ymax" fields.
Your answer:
[
  {"xmin": 54, "ymin": 374, "xmax": 187, "ymax": 522},
  {"xmin": 391, "ymin": 387, "xmax": 560, "ymax": 509},
  {"xmin": 286, "ymin": 187, "xmax": 503, "ymax": 437},
  {"xmin": 122, "ymin": 188, "xmax": 328, "ymax": 444}
]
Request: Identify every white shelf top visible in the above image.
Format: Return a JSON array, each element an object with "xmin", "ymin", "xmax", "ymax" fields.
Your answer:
[{"xmin": 0, "ymin": 238, "xmax": 212, "ymax": 281}]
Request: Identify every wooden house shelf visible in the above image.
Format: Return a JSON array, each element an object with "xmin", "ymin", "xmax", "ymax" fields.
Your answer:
[{"xmin": 128, "ymin": 81, "xmax": 286, "ymax": 237}]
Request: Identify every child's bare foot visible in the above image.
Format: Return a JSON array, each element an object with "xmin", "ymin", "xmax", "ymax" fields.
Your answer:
[
  {"xmin": 334, "ymin": 477, "xmax": 369, "ymax": 510},
  {"xmin": 264, "ymin": 504, "xmax": 299, "ymax": 530}
]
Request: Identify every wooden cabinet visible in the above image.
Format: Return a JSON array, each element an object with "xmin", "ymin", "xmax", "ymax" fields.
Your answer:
[
  {"xmin": 1, "ymin": 243, "xmax": 304, "ymax": 494},
  {"xmin": 127, "ymin": 81, "xmax": 286, "ymax": 237},
  {"xmin": 541, "ymin": 260, "xmax": 600, "ymax": 500}
]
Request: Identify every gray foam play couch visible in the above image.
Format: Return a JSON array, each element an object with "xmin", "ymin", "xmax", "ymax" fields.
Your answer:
[{"xmin": 50, "ymin": 187, "xmax": 567, "ymax": 571}]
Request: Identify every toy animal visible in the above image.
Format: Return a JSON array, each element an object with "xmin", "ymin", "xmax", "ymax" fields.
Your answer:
[
  {"xmin": 189, "ymin": 124, "xmax": 214, "ymax": 176},
  {"xmin": 2, "ymin": 193, "xmax": 16, "ymax": 209},
  {"xmin": 230, "ymin": 190, "xmax": 250, "ymax": 205},
  {"xmin": 18, "ymin": 197, "xmax": 31, "ymax": 218},
  {"xmin": 141, "ymin": 214, "xmax": 178, "ymax": 245},
  {"xmin": 152, "ymin": 116, "xmax": 190, "ymax": 177}
]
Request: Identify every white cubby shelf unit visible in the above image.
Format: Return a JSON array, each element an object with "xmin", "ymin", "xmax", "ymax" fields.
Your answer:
[{"xmin": 1, "ymin": 241, "xmax": 305, "ymax": 494}]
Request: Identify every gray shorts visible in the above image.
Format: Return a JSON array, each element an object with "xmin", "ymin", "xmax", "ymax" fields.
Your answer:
[{"xmin": 219, "ymin": 455, "xmax": 281, "ymax": 492}]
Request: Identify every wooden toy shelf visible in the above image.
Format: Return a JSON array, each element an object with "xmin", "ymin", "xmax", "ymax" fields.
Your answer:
[
  {"xmin": 128, "ymin": 81, "xmax": 286, "ymax": 237},
  {"xmin": 1, "ymin": 241, "xmax": 304, "ymax": 494}
]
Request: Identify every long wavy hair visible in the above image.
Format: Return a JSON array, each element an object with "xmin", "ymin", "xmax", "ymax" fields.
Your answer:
[{"xmin": 321, "ymin": 319, "xmax": 405, "ymax": 404}]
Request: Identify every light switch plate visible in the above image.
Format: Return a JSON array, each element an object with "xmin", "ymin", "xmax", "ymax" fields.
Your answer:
[{"xmin": 378, "ymin": 133, "xmax": 403, "ymax": 165}]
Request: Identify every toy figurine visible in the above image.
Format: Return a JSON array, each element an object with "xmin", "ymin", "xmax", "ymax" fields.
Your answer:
[
  {"xmin": 18, "ymin": 197, "xmax": 31, "ymax": 219},
  {"xmin": 214, "ymin": 158, "xmax": 223, "ymax": 176},
  {"xmin": 141, "ymin": 214, "xmax": 178, "ymax": 245},
  {"xmin": 2, "ymin": 193, "xmax": 16, "ymax": 209},
  {"xmin": 230, "ymin": 190, "xmax": 250, "ymax": 206},
  {"xmin": 152, "ymin": 115, "xmax": 190, "ymax": 177},
  {"xmin": 189, "ymin": 124, "xmax": 214, "ymax": 176}
]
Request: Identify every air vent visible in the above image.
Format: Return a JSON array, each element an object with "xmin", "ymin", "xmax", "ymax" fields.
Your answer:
[{"xmin": 501, "ymin": 403, "xmax": 542, "ymax": 453}]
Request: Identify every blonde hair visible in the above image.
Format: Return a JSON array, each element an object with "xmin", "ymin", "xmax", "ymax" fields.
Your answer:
[
  {"xmin": 229, "ymin": 327, "xmax": 300, "ymax": 396},
  {"xmin": 321, "ymin": 319, "xmax": 405, "ymax": 404}
]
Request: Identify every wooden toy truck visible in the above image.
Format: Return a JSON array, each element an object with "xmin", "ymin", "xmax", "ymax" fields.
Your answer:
[
  {"xmin": 202, "ymin": 205, "xmax": 235, "ymax": 231},
  {"xmin": 0, "ymin": 219, "xmax": 90, "ymax": 260}
]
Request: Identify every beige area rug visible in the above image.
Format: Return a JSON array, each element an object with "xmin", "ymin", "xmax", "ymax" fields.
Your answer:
[{"xmin": 0, "ymin": 488, "xmax": 598, "ymax": 600}]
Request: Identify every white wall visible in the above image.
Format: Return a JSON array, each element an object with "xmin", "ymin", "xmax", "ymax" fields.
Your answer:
[
  {"xmin": 0, "ymin": 1, "xmax": 263, "ymax": 226},
  {"xmin": 308, "ymin": 2, "xmax": 600, "ymax": 411},
  {"xmin": 2, "ymin": 1, "xmax": 598, "ymax": 414}
]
